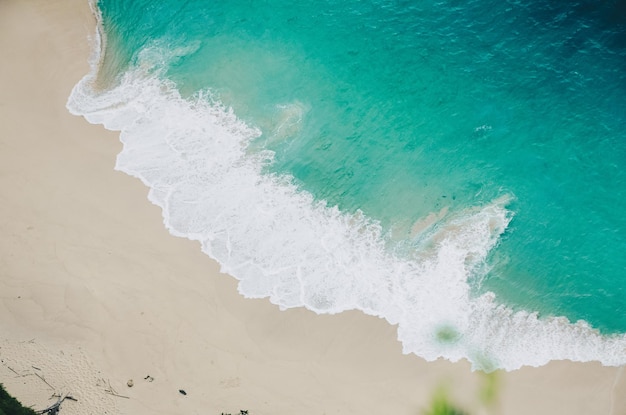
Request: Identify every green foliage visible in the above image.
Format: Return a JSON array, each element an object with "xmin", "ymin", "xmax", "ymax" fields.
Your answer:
[
  {"xmin": 469, "ymin": 351, "xmax": 498, "ymax": 373},
  {"xmin": 0, "ymin": 384, "xmax": 37, "ymax": 415},
  {"xmin": 434, "ymin": 325, "xmax": 460, "ymax": 344},
  {"xmin": 423, "ymin": 370, "xmax": 501, "ymax": 415},
  {"xmin": 479, "ymin": 371, "xmax": 499, "ymax": 406},
  {"xmin": 423, "ymin": 388, "xmax": 467, "ymax": 415}
]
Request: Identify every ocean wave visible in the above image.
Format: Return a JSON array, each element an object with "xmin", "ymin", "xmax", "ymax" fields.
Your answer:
[{"xmin": 67, "ymin": 25, "xmax": 626, "ymax": 371}]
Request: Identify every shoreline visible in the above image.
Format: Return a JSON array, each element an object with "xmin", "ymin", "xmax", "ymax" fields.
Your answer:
[{"xmin": 0, "ymin": 1, "xmax": 624, "ymax": 414}]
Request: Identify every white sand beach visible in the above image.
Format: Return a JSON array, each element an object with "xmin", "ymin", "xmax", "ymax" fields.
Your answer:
[{"xmin": 0, "ymin": 1, "xmax": 624, "ymax": 414}]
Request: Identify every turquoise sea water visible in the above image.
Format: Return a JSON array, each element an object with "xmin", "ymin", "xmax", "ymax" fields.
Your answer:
[{"xmin": 69, "ymin": 0, "xmax": 626, "ymax": 370}]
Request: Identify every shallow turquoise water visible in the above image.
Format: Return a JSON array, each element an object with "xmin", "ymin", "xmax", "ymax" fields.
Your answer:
[{"xmin": 76, "ymin": 0, "xmax": 626, "ymax": 368}]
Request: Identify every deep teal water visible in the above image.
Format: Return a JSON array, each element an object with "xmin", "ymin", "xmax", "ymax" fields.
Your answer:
[{"xmin": 77, "ymin": 0, "xmax": 626, "ymax": 368}]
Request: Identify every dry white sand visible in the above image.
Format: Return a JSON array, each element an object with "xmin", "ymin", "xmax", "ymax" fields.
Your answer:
[{"xmin": 0, "ymin": 1, "xmax": 624, "ymax": 414}]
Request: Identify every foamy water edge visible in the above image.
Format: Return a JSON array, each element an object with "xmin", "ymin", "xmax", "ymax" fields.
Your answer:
[{"xmin": 67, "ymin": 16, "xmax": 626, "ymax": 371}]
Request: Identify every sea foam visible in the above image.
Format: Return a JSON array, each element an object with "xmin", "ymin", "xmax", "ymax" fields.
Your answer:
[{"xmin": 67, "ymin": 29, "xmax": 626, "ymax": 372}]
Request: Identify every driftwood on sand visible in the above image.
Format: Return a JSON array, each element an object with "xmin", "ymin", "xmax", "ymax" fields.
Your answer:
[{"xmin": 35, "ymin": 394, "xmax": 77, "ymax": 415}]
